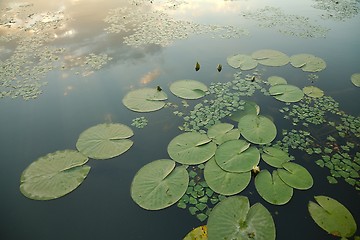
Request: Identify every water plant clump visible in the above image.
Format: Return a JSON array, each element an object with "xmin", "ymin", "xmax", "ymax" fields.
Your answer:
[{"xmin": 131, "ymin": 117, "xmax": 149, "ymax": 128}]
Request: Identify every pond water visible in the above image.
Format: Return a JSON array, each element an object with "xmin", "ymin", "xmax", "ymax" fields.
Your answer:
[{"xmin": 1, "ymin": 0, "xmax": 359, "ymax": 239}]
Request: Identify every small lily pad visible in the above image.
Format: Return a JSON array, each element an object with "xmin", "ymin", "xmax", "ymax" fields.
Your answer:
[
  {"xmin": 290, "ymin": 54, "xmax": 326, "ymax": 72},
  {"xmin": 76, "ymin": 123, "xmax": 134, "ymax": 160},
  {"xmin": 207, "ymin": 123, "xmax": 240, "ymax": 145},
  {"xmin": 168, "ymin": 132, "xmax": 217, "ymax": 165},
  {"xmin": 351, "ymin": 73, "xmax": 360, "ymax": 87},
  {"xmin": 262, "ymin": 147, "xmax": 291, "ymax": 168},
  {"xmin": 229, "ymin": 101, "xmax": 260, "ymax": 122},
  {"xmin": 204, "ymin": 157, "xmax": 251, "ymax": 195},
  {"xmin": 122, "ymin": 87, "xmax": 167, "ymax": 112},
  {"xmin": 269, "ymin": 84, "xmax": 304, "ymax": 103},
  {"xmin": 170, "ymin": 80, "xmax": 208, "ymax": 99},
  {"xmin": 215, "ymin": 139, "xmax": 260, "ymax": 173},
  {"xmin": 252, "ymin": 49, "xmax": 289, "ymax": 67},
  {"xmin": 303, "ymin": 86, "xmax": 324, "ymax": 98},
  {"xmin": 238, "ymin": 114, "xmax": 277, "ymax": 145},
  {"xmin": 267, "ymin": 76, "xmax": 288, "ymax": 86},
  {"xmin": 226, "ymin": 54, "xmax": 258, "ymax": 70},
  {"xmin": 131, "ymin": 159, "xmax": 189, "ymax": 210},
  {"xmin": 308, "ymin": 196, "xmax": 357, "ymax": 237},
  {"xmin": 207, "ymin": 196, "xmax": 276, "ymax": 240},
  {"xmin": 255, "ymin": 170, "xmax": 293, "ymax": 205},
  {"xmin": 278, "ymin": 162, "xmax": 313, "ymax": 190},
  {"xmin": 20, "ymin": 150, "xmax": 90, "ymax": 200}
]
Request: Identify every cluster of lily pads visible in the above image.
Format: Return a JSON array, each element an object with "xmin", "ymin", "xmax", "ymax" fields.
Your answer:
[
  {"xmin": 20, "ymin": 123, "xmax": 134, "ymax": 200},
  {"xmin": 103, "ymin": 0, "xmax": 248, "ymax": 47}
]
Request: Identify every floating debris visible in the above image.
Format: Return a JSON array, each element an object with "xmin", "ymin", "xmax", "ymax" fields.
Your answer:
[{"xmin": 312, "ymin": 0, "xmax": 360, "ymax": 21}]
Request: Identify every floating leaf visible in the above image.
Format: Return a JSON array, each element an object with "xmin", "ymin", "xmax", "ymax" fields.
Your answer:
[
  {"xmin": 226, "ymin": 54, "xmax": 258, "ymax": 70},
  {"xmin": 122, "ymin": 87, "xmax": 168, "ymax": 112},
  {"xmin": 238, "ymin": 114, "xmax": 277, "ymax": 144},
  {"xmin": 183, "ymin": 225, "xmax": 208, "ymax": 240},
  {"xmin": 351, "ymin": 73, "xmax": 360, "ymax": 87},
  {"xmin": 168, "ymin": 132, "xmax": 217, "ymax": 164},
  {"xmin": 303, "ymin": 86, "xmax": 324, "ymax": 98},
  {"xmin": 131, "ymin": 159, "xmax": 189, "ymax": 210},
  {"xmin": 267, "ymin": 76, "xmax": 287, "ymax": 86},
  {"xmin": 170, "ymin": 80, "xmax": 208, "ymax": 99},
  {"xmin": 230, "ymin": 101, "xmax": 260, "ymax": 122},
  {"xmin": 204, "ymin": 158, "xmax": 251, "ymax": 195},
  {"xmin": 255, "ymin": 170, "xmax": 293, "ymax": 205},
  {"xmin": 290, "ymin": 54, "xmax": 326, "ymax": 72},
  {"xmin": 20, "ymin": 150, "xmax": 90, "ymax": 200},
  {"xmin": 207, "ymin": 196, "xmax": 276, "ymax": 240},
  {"xmin": 207, "ymin": 123, "xmax": 240, "ymax": 145},
  {"xmin": 262, "ymin": 147, "xmax": 291, "ymax": 168},
  {"xmin": 76, "ymin": 123, "xmax": 133, "ymax": 160},
  {"xmin": 215, "ymin": 139, "xmax": 260, "ymax": 173},
  {"xmin": 251, "ymin": 49, "xmax": 289, "ymax": 67},
  {"xmin": 269, "ymin": 84, "xmax": 304, "ymax": 102},
  {"xmin": 278, "ymin": 162, "xmax": 313, "ymax": 190},
  {"xmin": 308, "ymin": 196, "xmax": 357, "ymax": 237}
]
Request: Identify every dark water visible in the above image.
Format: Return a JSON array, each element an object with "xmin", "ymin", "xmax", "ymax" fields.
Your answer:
[{"xmin": 1, "ymin": 0, "xmax": 359, "ymax": 239}]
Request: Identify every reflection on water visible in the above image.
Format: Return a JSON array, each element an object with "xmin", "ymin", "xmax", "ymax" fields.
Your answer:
[{"xmin": 0, "ymin": 0, "xmax": 360, "ymax": 239}]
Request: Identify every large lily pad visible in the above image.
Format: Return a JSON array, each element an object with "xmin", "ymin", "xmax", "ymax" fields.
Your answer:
[
  {"xmin": 170, "ymin": 80, "xmax": 208, "ymax": 99},
  {"xmin": 131, "ymin": 159, "xmax": 189, "ymax": 210},
  {"xmin": 278, "ymin": 162, "xmax": 313, "ymax": 190},
  {"xmin": 267, "ymin": 76, "xmax": 287, "ymax": 86},
  {"xmin": 204, "ymin": 157, "xmax": 251, "ymax": 195},
  {"xmin": 351, "ymin": 73, "xmax": 360, "ymax": 87},
  {"xmin": 183, "ymin": 225, "xmax": 208, "ymax": 240},
  {"xmin": 207, "ymin": 123, "xmax": 240, "ymax": 145},
  {"xmin": 215, "ymin": 139, "xmax": 260, "ymax": 173},
  {"xmin": 251, "ymin": 49, "xmax": 289, "ymax": 67},
  {"xmin": 20, "ymin": 150, "xmax": 90, "ymax": 200},
  {"xmin": 207, "ymin": 196, "xmax": 276, "ymax": 240},
  {"xmin": 238, "ymin": 114, "xmax": 277, "ymax": 145},
  {"xmin": 122, "ymin": 87, "xmax": 168, "ymax": 112},
  {"xmin": 230, "ymin": 101, "xmax": 260, "ymax": 122},
  {"xmin": 308, "ymin": 196, "xmax": 357, "ymax": 237},
  {"xmin": 76, "ymin": 123, "xmax": 134, "ymax": 160},
  {"xmin": 255, "ymin": 170, "xmax": 293, "ymax": 205},
  {"xmin": 269, "ymin": 84, "xmax": 304, "ymax": 103},
  {"xmin": 226, "ymin": 54, "xmax": 258, "ymax": 70},
  {"xmin": 290, "ymin": 54, "xmax": 326, "ymax": 72},
  {"xmin": 168, "ymin": 132, "xmax": 217, "ymax": 165},
  {"xmin": 303, "ymin": 86, "xmax": 324, "ymax": 98},
  {"xmin": 262, "ymin": 147, "xmax": 291, "ymax": 168}
]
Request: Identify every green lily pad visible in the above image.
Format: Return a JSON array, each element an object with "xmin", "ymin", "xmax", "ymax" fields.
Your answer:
[
  {"xmin": 76, "ymin": 123, "xmax": 134, "ymax": 160},
  {"xmin": 303, "ymin": 86, "xmax": 324, "ymax": 98},
  {"xmin": 170, "ymin": 80, "xmax": 208, "ymax": 99},
  {"xmin": 308, "ymin": 196, "xmax": 357, "ymax": 237},
  {"xmin": 168, "ymin": 132, "xmax": 217, "ymax": 165},
  {"xmin": 278, "ymin": 162, "xmax": 313, "ymax": 190},
  {"xmin": 20, "ymin": 150, "xmax": 90, "ymax": 200},
  {"xmin": 215, "ymin": 139, "xmax": 260, "ymax": 173},
  {"xmin": 251, "ymin": 49, "xmax": 289, "ymax": 67},
  {"xmin": 262, "ymin": 147, "xmax": 291, "ymax": 168},
  {"xmin": 255, "ymin": 170, "xmax": 293, "ymax": 205},
  {"xmin": 267, "ymin": 76, "xmax": 287, "ymax": 86},
  {"xmin": 290, "ymin": 54, "xmax": 326, "ymax": 72},
  {"xmin": 207, "ymin": 196, "xmax": 276, "ymax": 240},
  {"xmin": 207, "ymin": 123, "xmax": 240, "ymax": 145},
  {"xmin": 230, "ymin": 101, "xmax": 260, "ymax": 122},
  {"xmin": 226, "ymin": 54, "xmax": 258, "ymax": 70},
  {"xmin": 351, "ymin": 73, "xmax": 360, "ymax": 87},
  {"xmin": 131, "ymin": 159, "xmax": 189, "ymax": 210},
  {"xmin": 183, "ymin": 225, "xmax": 208, "ymax": 240},
  {"xmin": 122, "ymin": 87, "xmax": 168, "ymax": 112},
  {"xmin": 238, "ymin": 114, "xmax": 277, "ymax": 145},
  {"xmin": 269, "ymin": 84, "xmax": 304, "ymax": 103},
  {"xmin": 204, "ymin": 157, "xmax": 251, "ymax": 195}
]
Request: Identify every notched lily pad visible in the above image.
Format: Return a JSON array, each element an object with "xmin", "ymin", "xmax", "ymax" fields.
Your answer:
[
  {"xmin": 131, "ymin": 159, "xmax": 189, "ymax": 210},
  {"xmin": 238, "ymin": 114, "xmax": 277, "ymax": 144},
  {"xmin": 262, "ymin": 147, "xmax": 291, "ymax": 168},
  {"xmin": 122, "ymin": 87, "xmax": 168, "ymax": 112},
  {"xmin": 267, "ymin": 76, "xmax": 287, "ymax": 86},
  {"xmin": 207, "ymin": 123, "xmax": 240, "ymax": 145},
  {"xmin": 303, "ymin": 86, "xmax": 324, "ymax": 98},
  {"xmin": 20, "ymin": 150, "xmax": 90, "ymax": 200},
  {"xmin": 308, "ymin": 196, "xmax": 357, "ymax": 237},
  {"xmin": 170, "ymin": 80, "xmax": 208, "ymax": 99},
  {"xmin": 230, "ymin": 101, "xmax": 260, "ymax": 122},
  {"xmin": 226, "ymin": 54, "xmax": 258, "ymax": 70},
  {"xmin": 269, "ymin": 84, "xmax": 304, "ymax": 103},
  {"xmin": 290, "ymin": 54, "xmax": 326, "ymax": 72},
  {"xmin": 252, "ymin": 49, "xmax": 289, "ymax": 67},
  {"xmin": 278, "ymin": 162, "xmax": 313, "ymax": 190}
]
